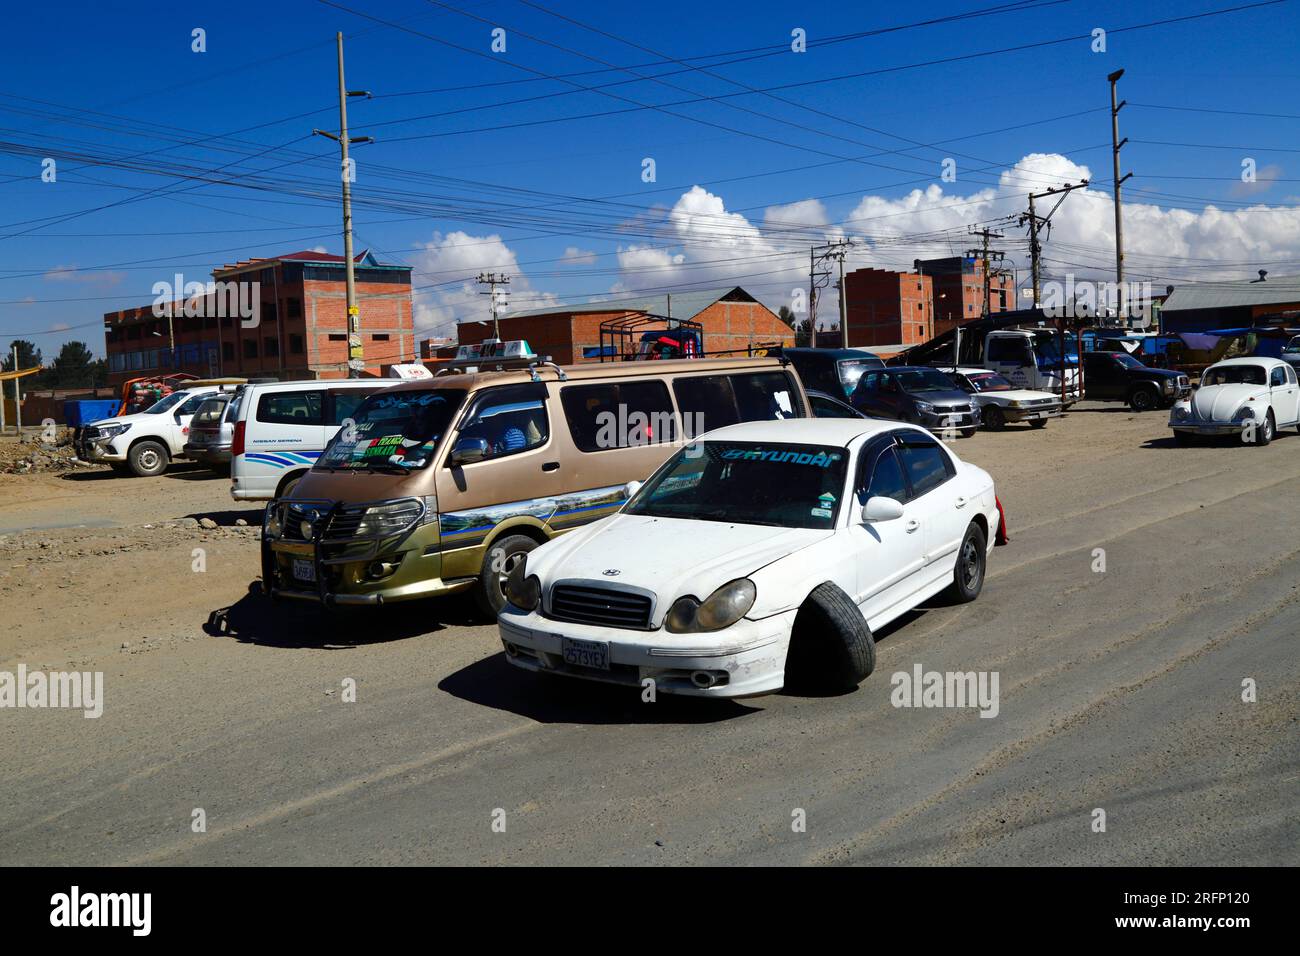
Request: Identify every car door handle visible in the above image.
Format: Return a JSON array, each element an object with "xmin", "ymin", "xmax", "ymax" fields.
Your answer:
[
  {"xmin": 542, "ymin": 461, "xmax": 560, "ymax": 472},
  {"xmin": 955, "ymin": 496, "xmax": 968, "ymax": 509},
  {"xmin": 905, "ymin": 520, "xmax": 920, "ymax": 533}
]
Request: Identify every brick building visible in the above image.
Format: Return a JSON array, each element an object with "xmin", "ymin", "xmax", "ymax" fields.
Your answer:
[
  {"xmin": 102, "ymin": 250, "xmax": 413, "ymax": 386},
  {"xmin": 841, "ymin": 267, "xmax": 935, "ymax": 349},
  {"xmin": 914, "ymin": 256, "xmax": 1014, "ymax": 336},
  {"xmin": 456, "ymin": 286, "xmax": 794, "ymax": 364}
]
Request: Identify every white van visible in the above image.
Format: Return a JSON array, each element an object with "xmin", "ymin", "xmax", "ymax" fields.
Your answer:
[{"xmin": 230, "ymin": 379, "xmax": 400, "ymax": 501}]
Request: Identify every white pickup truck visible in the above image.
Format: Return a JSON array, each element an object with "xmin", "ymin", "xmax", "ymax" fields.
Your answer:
[
  {"xmin": 74, "ymin": 386, "xmax": 233, "ymax": 477},
  {"xmin": 980, "ymin": 329, "xmax": 1081, "ymax": 405}
]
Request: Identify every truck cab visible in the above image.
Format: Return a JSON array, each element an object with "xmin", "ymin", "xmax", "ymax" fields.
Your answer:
[{"xmin": 982, "ymin": 329, "xmax": 1081, "ymax": 405}]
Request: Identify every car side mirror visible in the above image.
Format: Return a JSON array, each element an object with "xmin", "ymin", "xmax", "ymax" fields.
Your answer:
[
  {"xmin": 861, "ymin": 496, "xmax": 904, "ymax": 522},
  {"xmin": 450, "ymin": 436, "xmax": 489, "ymax": 466},
  {"xmin": 623, "ymin": 480, "xmax": 642, "ymax": 501}
]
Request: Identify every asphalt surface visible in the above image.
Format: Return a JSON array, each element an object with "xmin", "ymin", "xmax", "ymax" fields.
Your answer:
[{"xmin": 1, "ymin": 403, "xmax": 1296, "ymax": 865}]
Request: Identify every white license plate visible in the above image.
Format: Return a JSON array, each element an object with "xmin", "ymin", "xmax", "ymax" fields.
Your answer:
[
  {"xmin": 562, "ymin": 637, "xmax": 609, "ymax": 671},
  {"xmin": 292, "ymin": 558, "xmax": 316, "ymax": 583}
]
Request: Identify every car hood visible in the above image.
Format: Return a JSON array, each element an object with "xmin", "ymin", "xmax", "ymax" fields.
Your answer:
[
  {"xmin": 906, "ymin": 389, "xmax": 971, "ymax": 405},
  {"xmin": 977, "ymin": 388, "xmax": 1059, "ymax": 404},
  {"xmin": 1191, "ymin": 383, "xmax": 1265, "ymax": 420},
  {"xmin": 530, "ymin": 512, "xmax": 831, "ymax": 621}
]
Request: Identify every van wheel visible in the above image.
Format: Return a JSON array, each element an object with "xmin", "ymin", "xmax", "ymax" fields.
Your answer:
[
  {"xmin": 982, "ymin": 406, "xmax": 1006, "ymax": 430},
  {"xmin": 1128, "ymin": 386, "xmax": 1157, "ymax": 412},
  {"xmin": 276, "ymin": 471, "xmax": 306, "ymax": 499},
  {"xmin": 127, "ymin": 440, "xmax": 169, "ymax": 477},
  {"xmin": 475, "ymin": 534, "xmax": 540, "ymax": 618},
  {"xmin": 946, "ymin": 522, "xmax": 987, "ymax": 603},
  {"xmin": 784, "ymin": 582, "xmax": 874, "ymax": 693}
]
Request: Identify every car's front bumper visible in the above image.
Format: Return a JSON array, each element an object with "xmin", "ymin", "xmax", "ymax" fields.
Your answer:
[
  {"xmin": 498, "ymin": 605, "xmax": 796, "ymax": 698},
  {"xmin": 916, "ymin": 408, "xmax": 981, "ymax": 430},
  {"xmin": 999, "ymin": 404, "xmax": 1062, "ymax": 423},
  {"xmin": 73, "ymin": 432, "xmax": 125, "ymax": 463},
  {"xmin": 1170, "ymin": 420, "xmax": 1250, "ymax": 436}
]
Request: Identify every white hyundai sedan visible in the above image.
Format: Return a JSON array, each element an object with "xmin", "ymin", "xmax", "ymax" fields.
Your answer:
[{"xmin": 498, "ymin": 419, "xmax": 1006, "ymax": 698}]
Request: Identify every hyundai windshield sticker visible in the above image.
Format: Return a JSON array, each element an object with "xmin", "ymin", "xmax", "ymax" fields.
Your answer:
[{"xmin": 719, "ymin": 447, "xmax": 843, "ymax": 467}]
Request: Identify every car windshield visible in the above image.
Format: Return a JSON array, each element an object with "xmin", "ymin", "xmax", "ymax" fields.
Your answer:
[
  {"xmin": 1111, "ymin": 353, "xmax": 1143, "ymax": 369},
  {"xmin": 316, "ymin": 388, "xmax": 465, "ymax": 472},
  {"xmin": 1283, "ymin": 338, "xmax": 1300, "ymax": 354},
  {"xmin": 896, "ymin": 369, "xmax": 957, "ymax": 393},
  {"xmin": 967, "ymin": 373, "xmax": 1013, "ymax": 392},
  {"xmin": 626, "ymin": 440, "xmax": 848, "ymax": 530},
  {"xmin": 1202, "ymin": 365, "xmax": 1267, "ymax": 386},
  {"xmin": 836, "ymin": 358, "xmax": 880, "ymax": 391},
  {"xmin": 191, "ymin": 398, "xmax": 227, "ymax": 425},
  {"xmin": 142, "ymin": 391, "xmax": 189, "ymax": 414}
]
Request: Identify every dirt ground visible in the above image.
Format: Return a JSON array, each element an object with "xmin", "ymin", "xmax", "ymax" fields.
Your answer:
[{"xmin": 0, "ymin": 404, "xmax": 1296, "ymax": 865}]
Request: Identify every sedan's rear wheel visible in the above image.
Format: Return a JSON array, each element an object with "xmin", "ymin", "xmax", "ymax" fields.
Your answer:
[
  {"xmin": 946, "ymin": 522, "xmax": 987, "ymax": 604},
  {"xmin": 784, "ymin": 582, "xmax": 874, "ymax": 693}
]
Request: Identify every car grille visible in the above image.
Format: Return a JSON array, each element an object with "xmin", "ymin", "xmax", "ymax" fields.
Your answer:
[
  {"xmin": 277, "ymin": 499, "xmax": 423, "ymax": 543},
  {"xmin": 935, "ymin": 404, "xmax": 972, "ymax": 414},
  {"xmin": 1024, "ymin": 398, "xmax": 1058, "ymax": 407},
  {"xmin": 549, "ymin": 583, "xmax": 653, "ymax": 630}
]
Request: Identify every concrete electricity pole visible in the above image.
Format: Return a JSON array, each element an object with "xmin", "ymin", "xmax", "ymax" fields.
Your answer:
[
  {"xmin": 477, "ymin": 273, "xmax": 511, "ymax": 340},
  {"xmin": 1109, "ymin": 68, "xmax": 1133, "ymax": 299},
  {"xmin": 968, "ymin": 227, "xmax": 1005, "ymax": 318},
  {"xmin": 809, "ymin": 240, "xmax": 853, "ymax": 347},
  {"xmin": 1019, "ymin": 180, "xmax": 1089, "ymax": 306},
  {"xmin": 313, "ymin": 33, "xmax": 372, "ymax": 377}
]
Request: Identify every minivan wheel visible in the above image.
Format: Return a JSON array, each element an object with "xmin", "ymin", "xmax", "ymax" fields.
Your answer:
[
  {"xmin": 946, "ymin": 522, "xmax": 987, "ymax": 604},
  {"xmin": 476, "ymin": 533, "xmax": 540, "ymax": 618},
  {"xmin": 127, "ymin": 440, "xmax": 169, "ymax": 477},
  {"xmin": 784, "ymin": 581, "xmax": 875, "ymax": 693}
]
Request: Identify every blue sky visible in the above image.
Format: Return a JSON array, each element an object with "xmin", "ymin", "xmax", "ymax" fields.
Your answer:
[{"xmin": 2, "ymin": 0, "xmax": 1299, "ymax": 357}]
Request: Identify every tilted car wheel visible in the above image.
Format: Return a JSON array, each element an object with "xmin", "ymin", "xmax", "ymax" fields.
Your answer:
[
  {"xmin": 982, "ymin": 406, "xmax": 1006, "ymax": 430},
  {"xmin": 1128, "ymin": 387, "xmax": 1157, "ymax": 412},
  {"xmin": 1252, "ymin": 411, "xmax": 1275, "ymax": 446},
  {"xmin": 784, "ymin": 581, "xmax": 875, "ymax": 692},
  {"xmin": 475, "ymin": 533, "xmax": 539, "ymax": 618},
  {"xmin": 127, "ymin": 440, "xmax": 169, "ymax": 477},
  {"xmin": 946, "ymin": 522, "xmax": 987, "ymax": 604}
]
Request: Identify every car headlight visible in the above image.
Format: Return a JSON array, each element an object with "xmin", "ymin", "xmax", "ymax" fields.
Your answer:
[
  {"xmin": 504, "ymin": 558, "xmax": 541, "ymax": 611},
  {"xmin": 914, "ymin": 400, "xmax": 935, "ymax": 413},
  {"xmin": 264, "ymin": 503, "xmax": 282, "ymax": 537},
  {"xmin": 1233, "ymin": 405, "xmax": 1256, "ymax": 421},
  {"xmin": 97, "ymin": 423, "xmax": 129, "ymax": 439},
  {"xmin": 1162, "ymin": 379, "xmax": 1175, "ymax": 392},
  {"xmin": 355, "ymin": 501, "xmax": 422, "ymax": 536},
  {"xmin": 1007, "ymin": 400, "xmax": 1023, "ymax": 409},
  {"xmin": 665, "ymin": 578, "xmax": 757, "ymax": 633},
  {"xmin": 1172, "ymin": 405, "xmax": 1191, "ymax": 420}
]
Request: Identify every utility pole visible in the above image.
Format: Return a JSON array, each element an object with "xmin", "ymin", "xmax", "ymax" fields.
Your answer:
[
  {"xmin": 477, "ymin": 273, "xmax": 511, "ymax": 340},
  {"xmin": 808, "ymin": 247, "xmax": 818, "ymax": 348},
  {"xmin": 1019, "ymin": 181, "xmax": 1088, "ymax": 405},
  {"xmin": 1018, "ymin": 180, "xmax": 1089, "ymax": 307},
  {"xmin": 313, "ymin": 33, "xmax": 372, "ymax": 377},
  {"xmin": 967, "ymin": 227, "xmax": 1005, "ymax": 318},
  {"xmin": 809, "ymin": 240, "xmax": 853, "ymax": 347},
  {"xmin": 12, "ymin": 345, "xmax": 21, "ymax": 436},
  {"xmin": 1109, "ymin": 68, "xmax": 1133, "ymax": 318}
]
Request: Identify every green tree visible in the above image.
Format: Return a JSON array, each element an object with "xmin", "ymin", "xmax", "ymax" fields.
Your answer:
[
  {"xmin": 49, "ymin": 340, "xmax": 97, "ymax": 389},
  {"xmin": 2, "ymin": 339, "xmax": 42, "ymax": 373}
]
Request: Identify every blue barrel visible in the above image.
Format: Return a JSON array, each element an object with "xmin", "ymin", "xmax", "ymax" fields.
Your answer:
[{"xmin": 63, "ymin": 400, "xmax": 120, "ymax": 427}]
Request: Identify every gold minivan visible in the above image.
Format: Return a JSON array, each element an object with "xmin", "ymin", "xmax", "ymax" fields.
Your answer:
[{"xmin": 261, "ymin": 354, "xmax": 810, "ymax": 614}]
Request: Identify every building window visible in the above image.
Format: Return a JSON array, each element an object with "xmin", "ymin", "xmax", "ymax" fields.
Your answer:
[
  {"xmin": 222, "ymin": 342, "xmax": 235, "ymax": 361},
  {"xmin": 243, "ymin": 339, "xmax": 258, "ymax": 359},
  {"xmin": 264, "ymin": 337, "xmax": 279, "ymax": 357},
  {"xmin": 289, "ymin": 334, "xmax": 304, "ymax": 354},
  {"xmin": 286, "ymin": 297, "xmax": 302, "ymax": 318},
  {"xmin": 371, "ymin": 333, "xmax": 389, "ymax": 341},
  {"xmin": 328, "ymin": 333, "xmax": 347, "ymax": 342}
]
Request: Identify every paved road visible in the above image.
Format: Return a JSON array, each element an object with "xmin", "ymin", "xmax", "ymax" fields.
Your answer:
[{"xmin": 1, "ymin": 406, "xmax": 1296, "ymax": 865}]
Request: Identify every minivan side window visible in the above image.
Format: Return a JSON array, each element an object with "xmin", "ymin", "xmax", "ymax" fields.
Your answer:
[
  {"xmin": 257, "ymin": 390, "xmax": 324, "ymax": 425},
  {"xmin": 896, "ymin": 433, "xmax": 954, "ymax": 498},
  {"xmin": 673, "ymin": 371, "xmax": 801, "ymax": 435},
  {"xmin": 456, "ymin": 384, "xmax": 550, "ymax": 460},
  {"xmin": 561, "ymin": 381, "xmax": 676, "ymax": 452}
]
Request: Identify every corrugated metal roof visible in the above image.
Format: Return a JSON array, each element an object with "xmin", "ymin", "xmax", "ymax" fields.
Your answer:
[
  {"xmin": 1163, "ymin": 275, "xmax": 1300, "ymax": 312},
  {"xmin": 505, "ymin": 286, "xmax": 762, "ymax": 322}
]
